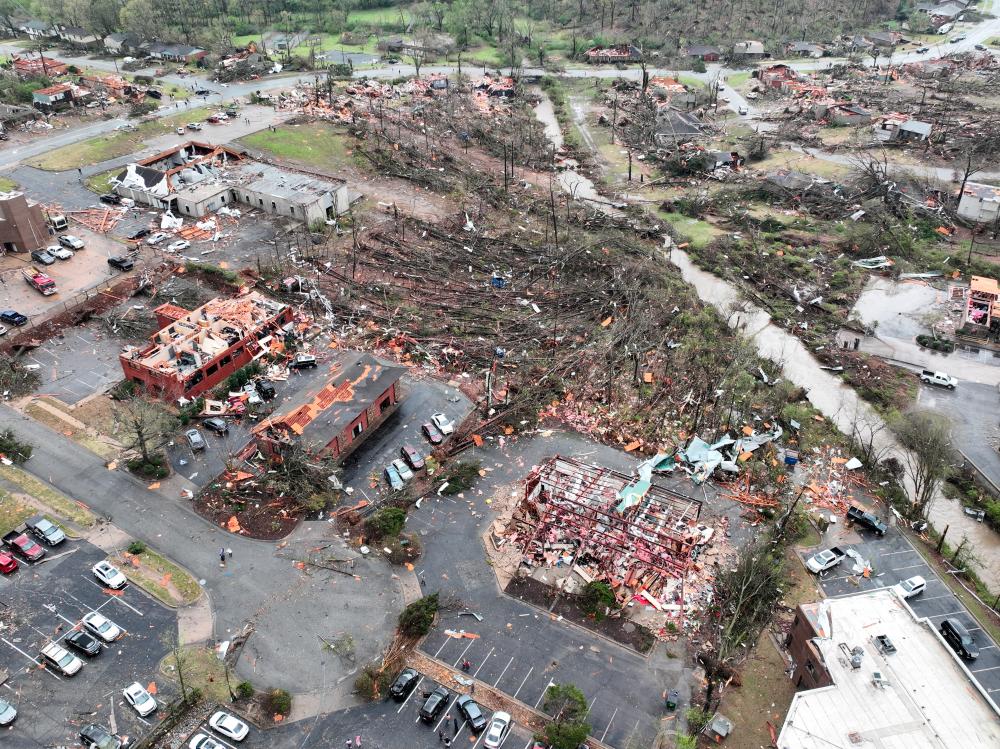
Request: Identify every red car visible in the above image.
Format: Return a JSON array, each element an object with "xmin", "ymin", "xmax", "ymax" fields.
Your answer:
[
  {"xmin": 3, "ymin": 532, "xmax": 45, "ymax": 562},
  {"xmin": 421, "ymin": 422, "xmax": 443, "ymax": 445},
  {"xmin": 0, "ymin": 550, "xmax": 17, "ymax": 574},
  {"xmin": 401, "ymin": 444, "xmax": 425, "ymax": 470}
]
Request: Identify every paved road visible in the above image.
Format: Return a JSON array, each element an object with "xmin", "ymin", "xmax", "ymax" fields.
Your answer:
[{"xmin": 804, "ymin": 521, "xmax": 1000, "ymax": 705}]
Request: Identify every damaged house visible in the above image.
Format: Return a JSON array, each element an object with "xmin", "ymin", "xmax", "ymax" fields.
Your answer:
[
  {"xmin": 958, "ymin": 181, "xmax": 1000, "ymax": 224},
  {"xmin": 655, "ymin": 108, "xmax": 707, "ymax": 145},
  {"xmin": 812, "ymin": 101, "xmax": 872, "ymax": 126},
  {"xmin": 965, "ymin": 275, "xmax": 1000, "ymax": 331},
  {"xmin": 583, "ymin": 44, "xmax": 642, "ymax": 63},
  {"xmin": 873, "ymin": 115, "xmax": 933, "ymax": 143}
]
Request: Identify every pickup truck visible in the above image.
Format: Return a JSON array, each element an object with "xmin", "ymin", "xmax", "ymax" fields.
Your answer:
[
  {"xmin": 25, "ymin": 515, "xmax": 66, "ymax": 546},
  {"xmin": 846, "ymin": 506, "xmax": 888, "ymax": 536},
  {"xmin": 2, "ymin": 529, "xmax": 46, "ymax": 562},
  {"xmin": 805, "ymin": 546, "xmax": 846, "ymax": 574},
  {"xmin": 920, "ymin": 370, "xmax": 957, "ymax": 389},
  {"xmin": 22, "ymin": 266, "xmax": 57, "ymax": 295}
]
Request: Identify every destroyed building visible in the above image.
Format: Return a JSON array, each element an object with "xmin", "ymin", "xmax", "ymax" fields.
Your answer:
[
  {"xmin": 507, "ymin": 456, "xmax": 702, "ymax": 607},
  {"xmin": 12, "ymin": 54, "xmax": 68, "ymax": 78},
  {"xmin": 966, "ymin": 275, "xmax": 1000, "ymax": 331},
  {"xmin": 120, "ymin": 293, "xmax": 294, "ymax": 401},
  {"xmin": 0, "ymin": 191, "xmax": 51, "ymax": 253},
  {"xmin": 251, "ymin": 352, "xmax": 405, "ymax": 461},
  {"xmin": 114, "ymin": 142, "xmax": 357, "ymax": 223},
  {"xmin": 873, "ymin": 115, "xmax": 933, "ymax": 143},
  {"xmin": 958, "ymin": 181, "xmax": 1000, "ymax": 224},
  {"xmin": 583, "ymin": 44, "xmax": 642, "ymax": 63}
]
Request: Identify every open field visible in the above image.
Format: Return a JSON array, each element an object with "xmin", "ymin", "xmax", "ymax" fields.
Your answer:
[{"xmin": 240, "ymin": 122, "xmax": 361, "ymax": 174}]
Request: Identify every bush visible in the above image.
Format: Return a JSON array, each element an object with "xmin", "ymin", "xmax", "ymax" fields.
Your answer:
[
  {"xmin": 398, "ymin": 592, "xmax": 439, "ymax": 637},
  {"xmin": 354, "ymin": 663, "xmax": 394, "ymax": 700},
  {"xmin": 127, "ymin": 540, "xmax": 147, "ymax": 554},
  {"xmin": 691, "ymin": 58, "xmax": 707, "ymax": 73},
  {"xmin": 214, "ymin": 361, "xmax": 263, "ymax": 398},
  {"xmin": 236, "ymin": 681, "xmax": 254, "ymax": 699},
  {"xmin": 265, "ymin": 687, "xmax": 292, "ymax": 716},
  {"xmin": 685, "ymin": 706, "xmax": 711, "ymax": 732},
  {"xmin": 0, "ymin": 429, "xmax": 33, "ymax": 464},
  {"xmin": 177, "ymin": 397, "xmax": 205, "ymax": 426},
  {"xmin": 579, "ymin": 581, "xmax": 616, "ymax": 620},
  {"xmin": 366, "ymin": 507, "xmax": 407, "ymax": 540},
  {"xmin": 110, "ymin": 379, "xmax": 140, "ymax": 400},
  {"xmin": 129, "ymin": 101, "xmax": 157, "ymax": 117},
  {"xmin": 127, "ymin": 452, "xmax": 169, "ymax": 479},
  {"xmin": 185, "ymin": 261, "xmax": 239, "ymax": 286},
  {"xmin": 384, "ymin": 533, "xmax": 422, "ymax": 564},
  {"xmin": 438, "ymin": 460, "xmax": 482, "ymax": 495}
]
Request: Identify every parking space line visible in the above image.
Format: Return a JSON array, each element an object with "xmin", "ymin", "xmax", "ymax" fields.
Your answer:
[
  {"xmin": 971, "ymin": 665, "xmax": 1000, "ymax": 674},
  {"xmin": 469, "ymin": 727, "xmax": 487, "ymax": 749},
  {"xmin": 397, "ymin": 676, "xmax": 424, "ymax": 714},
  {"xmin": 534, "ymin": 680, "xmax": 554, "ymax": 709},
  {"xmin": 433, "ymin": 638, "xmax": 450, "ymax": 658},
  {"xmin": 432, "ymin": 696, "xmax": 458, "ymax": 732},
  {"xmin": 913, "ymin": 593, "xmax": 955, "ymax": 602},
  {"xmin": 202, "ymin": 732, "xmax": 238, "ymax": 749},
  {"xmin": 978, "ymin": 645, "xmax": 998, "ymax": 651},
  {"xmin": 880, "ymin": 549, "xmax": 919, "ymax": 556},
  {"xmin": 600, "ymin": 707, "xmax": 619, "ymax": 742},
  {"xmin": 83, "ymin": 578, "xmax": 144, "ymax": 616},
  {"xmin": 452, "ymin": 640, "xmax": 476, "ymax": 668},
  {"xmin": 493, "ymin": 657, "xmax": 514, "ymax": 687},
  {"xmin": 512, "ymin": 666, "xmax": 533, "ymax": 698},
  {"xmin": 925, "ymin": 610, "xmax": 967, "ymax": 618},
  {"xmin": 1, "ymin": 637, "xmax": 60, "ymax": 680},
  {"xmin": 472, "ymin": 647, "xmax": 494, "ymax": 677},
  {"xmin": 892, "ymin": 563, "xmax": 928, "ymax": 572}
]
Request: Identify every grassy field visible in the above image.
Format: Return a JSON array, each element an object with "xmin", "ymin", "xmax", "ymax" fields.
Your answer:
[
  {"xmin": 240, "ymin": 122, "xmax": 360, "ymax": 174},
  {"xmin": 755, "ymin": 148, "xmax": 851, "ymax": 179},
  {"xmin": 159, "ymin": 646, "xmax": 234, "ymax": 703},
  {"xmin": 0, "ymin": 465, "xmax": 96, "ymax": 528},
  {"xmin": 348, "ymin": 6, "xmax": 408, "ymax": 25},
  {"xmin": 658, "ymin": 211, "xmax": 723, "ymax": 248},
  {"xmin": 27, "ymin": 107, "xmax": 214, "ymax": 171},
  {"xmin": 0, "ymin": 176, "xmax": 18, "ymax": 192},
  {"xmin": 114, "ymin": 546, "xmax": 202, "ymax": 607},
  {"xmin": 0, "ymin": 492, "xmax": 35, "ymax": 535},
  {"xmin": 84, "ymin": 169, "xmax": 119, "ymax": 195}
]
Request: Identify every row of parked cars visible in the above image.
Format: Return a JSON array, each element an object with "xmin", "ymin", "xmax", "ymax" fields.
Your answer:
[{"xmin": 385, "ymin": 413, "xmax": 455, "ymax": 489}]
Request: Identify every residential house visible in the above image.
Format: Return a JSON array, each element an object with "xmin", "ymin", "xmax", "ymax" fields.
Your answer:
[
  {"xmin": 475, "ymin": 75, "xmax": 515, "ymax": 98},
  {"xmin": 758, "ymin": 63, "xmax": 799, "ymax": 90},
  {"xmin": 649, "ymin": 76, "xmax": 698, "ymax": 109},
  {"xmin": 967, "ymin": 275, "xmax": 1000, "ymax": 328},
  {"xmin": 0, "ymin": 191, "xmax": 50, "ymax": 253},
  {"xmin": 79, "ymin": 73, "xmax": 132, "ymax": 99},
  {"xmin": 376, "ymin": 33, "xmax": 455, "ymax": 57},
  {"xmin": 263, "ymin": 30, "xmax": 307, "ymax": 52},
  {"xmin": 119, "ymin": 293, "xmax": 295, "ymax": 402},
  {"xmin": 31, "ymin": 82, "xmax": 76, "ymax": 110},
  {"xmin": 812, "ymin": 101, "xmax": 871, "ymax": 126},
  {"xmin": 654, "ymin": 108, "xmax": 706, "ymax": 145},
  {"xmin": 873, "ymin": 114, "xmax": 932, "ymax": 143},
  {"xmin": 765, "ymin": 169, "xmax": 834, "ymax": 196},
  {"xmin": 12, "ymin": 54, "xmax": 68, "ymax": 79},
  {"xmin": 846, "ymin": 34, "xmax": 874, "ymax": 50},
  {"xmin": 902, "ymin": 58, "xmax": 955, "ymax": 78},
  {"xmin": 929, "ymin": 2, "xmax": 966, "ymax": 26},
  {"xmin": 252, "ymin": 351, "xmax": 406, "ymax": 462},
  {"xmin": 732, "ymin": 40, "xmax": 766, "ymax": 57},
  {"xmin": 0, "ymin": 103, "xmax": 37, "ymax": 131},
  {"xmin": 958, "ymin": 181, "xmax": 1000, "ymax": 224},
  {"xmin": 157, "ymin": 44, "xmax": 207, "ymax": 64},
  {"xmin": 865, "ymin": 31, "xmax": 904, "ymax": 48},
  {"xmin": 104, "ymin": 33, "xmax": 142, "ymax": 55},
  {"xmin": 583, "ymin": 44, "xmax": 643, "ymax": 64},
  {"xmin": 16, "ymin": 19, "xmax": 53, "ymax": 41},
  {"xmin": 786, "ymin": 41, "xmax": 826, "ymax": 58},
  {"xmin": 56, "ymin": 25, "xmax": 100, "ymax": 49},
  {"xmin": 683, "ymin": 44, "xmax": 721, "ymax": 61}
]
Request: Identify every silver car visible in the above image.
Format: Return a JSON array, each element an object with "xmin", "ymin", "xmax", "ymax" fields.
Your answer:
[
  {"xmin": 186, "ymin": 429, "xmax": 206, "ymax": 451},
  {"xmin": 0, "ymin": 697, "xmax": 16, "ymax": 726}
]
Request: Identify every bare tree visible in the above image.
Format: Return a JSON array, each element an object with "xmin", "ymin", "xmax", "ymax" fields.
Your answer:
[
  {"xmin": 891, "ymin": 410, "xmax": 954, "ymax": 518},
  {"xmin": 113, "ymin": 396, "xmax": 175, "ymax": 464}
]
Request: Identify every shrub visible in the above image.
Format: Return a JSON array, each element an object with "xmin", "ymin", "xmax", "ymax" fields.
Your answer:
[
  {"xmin": 214, "ymin": 361, "xmax": 263, "ymax": 398},
  {"xmin": 398, "ymin": 592, "xmax": 439, "ymax": 637},
  {"xmin": 236, "ymin": 681, "xmax": 254, "ymax": 699},
  {"xmin": 127, "ymin": 540, "xmax": 146, "ymax": 554},
  {"xmin": 0, "ymin": 429, "xmax": 33, "ymax": 464},
  {"xmin": 685, "ymin": 706, "xmax": 711, "ymax": 732},
  {"xmin": 384, "ymin": 533, "xmax": 422, "ymax": 564},
  {"xmin": 579, "ymin": 581, "xmax": 616, "ymax": 620},
  {"xmin": 438, "ymin": 460, "xmax": 481, "ymax": 495},
  {"xmin": 127, "ymin": 453, "xmax": 169, "ymax": 479},
  {"xmin": 177, "ymin": 397, "xmax": 205, "ymax": 426},
  {"xmin": 365, "ymin": 507, "xmax": 407, "ymax": 540},
  {"xmin": 265, "ymin": 687, "xmax": 292, "ymax": 716},
  {"xmin": 129, "ymin": 101, "xmax": 157, "ymax": 117},
  {"xmin": 691, "ymin": 58, "xmax": 707, "ymax": 73}
]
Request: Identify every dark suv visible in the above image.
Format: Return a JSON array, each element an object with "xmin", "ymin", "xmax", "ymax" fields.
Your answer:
[
  {"xmin": 203, "ymin": 417, "xmax": 229, "ymax": 436},
  {"xmin": 419, "ymin": 686, "xmax": 450, "ymax": 722},
  {"xmin": 456, "ymin": 694, "xmax": 487, "ymax": 733},
  {"xmin": 108, "ymin": 256, "xmax": 134, "ymax": 272},
  {"xmin": 940, "ymin": 618, "xmax": 979, "ymax": 659}
]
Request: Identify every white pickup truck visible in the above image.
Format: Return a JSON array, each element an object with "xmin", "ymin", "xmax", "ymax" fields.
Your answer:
[
  {"xmin": 805, "ymin": 547, "xmax": 846, "ymax": 574},
  {"xmin": 920, "ymin": 370, "xmax": 958, "ymax": 389}
]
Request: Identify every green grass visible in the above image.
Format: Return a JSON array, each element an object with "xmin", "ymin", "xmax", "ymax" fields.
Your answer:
[
  {"xmin": 27, "ymin": 107, "xmax": 214, "ymax": 171},
  {"xmin": 348, "ymin": 6, "xmax": 408, "ymax": 25},
  {"xmin": 114, "ymin": 546, "xmax": 202, "ymax": 607},
  {"xmin": 84, "ymin": 169, "xmax": 118, "ymax": 195},
  {"xmin": 658, "ymin": 210, "xmax": 723, "ymax": 248},
  {"xmin": 0, "ymin": 492, "xmax": 34, "ymax": 535},
  {"xmin": 239, "ymin": 122, "xmax": 361, "ymax": 174},
  {"xmin": 0, "ymin": 176, "xmax": 18, "ymax": 192},
  {"xmin": 159, "ymin": 646, "xmax": 236, "ymax": 703},
  {"xmin": 453, "ymin": 45, "xmax": 503, "ymax": 65},
  {"xmin": 755, "ymin": 148, "xmax": 851, "ymax": 180},
  {"xmin": 726, "ymin": 71, "xmax": 751, "ymax": 89},
  {"xmin": 0, "ymin": 465, "xmax": 96, "ymax": 528}
]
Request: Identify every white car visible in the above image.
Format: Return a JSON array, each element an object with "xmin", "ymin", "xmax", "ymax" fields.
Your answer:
[
  {"xmin": 483, "ymin": 711, "xmax": 511, "ymax": 749},
  {"xmin": 895, "ymin": 575, "xmax": 926, "ymax": 599},
  {"xmin": 209, "ymin": 711, "xmax": 249, "ymax": 741},
  {"xmin": 189, "ymin": 735, "xmax": 225, "ymax": 749},
  {"xmin": 82, "ymin": 611, "xmax": 122, "ymax": 642},
  {"xmin": 391, "ymin": 458, "xmax": 414, "ymax": 482},
  {"xmin": 166, "ymin": 240, "xmax": 191, "ymax": 252},
  {"xmin": 147, "ymin": 232, "xmax": 169, "ymax": 245},
  {"xmin": 0, "ymin": 324, "xmax": 8, "ymax": 336},
  {"xmin": 49, "ymin": 245, "xmax": 74, "ymax": 260},
  {"xmin": 123, "ymin": 682, "xmax": 157, "ymax": 717},
  {"xmin": 431, "ymin": 412, "xmax": 454, "ymax": 435},
  {"xmin": 93, "ymin": 560, "xmax": 128, "ymax": 589}
]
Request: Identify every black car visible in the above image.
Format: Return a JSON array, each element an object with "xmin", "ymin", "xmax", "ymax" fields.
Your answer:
[
  {"xmin": 127, "ymin": 227, "xmax": 151, "ymax": 240},
  {"xmin": 418, "ymin": 686, "xmax": 450, "ymax": 722},
  {"xmin": 79, "ymin": 723, "xmax": 122, "ymax": 749},
  {"xmin": 146, "ymin": 88, "xmax": 162, "ymax": 99},
  {"xmin": 456, "ymin": 694, "xmax": 488, "ymax": 733},
  {"xmin": 940, "ymin": 618, "xmax": 979, "ymax": 659},
  {"xmin": 389, "ymin": 667, "xmax": 419, "ymax": 701},
  {"xmin": 195, "ymin": 88, "xmax": 212, "ymax": 95},
  {"xmin": 0, "ymin": 310, "xmax": 28, "ymax": 326},
  {"xmin": 30, "ymin": 249, "xmax": 56, "ymax": 265},
  {"xmin": 108, "ymin": 256, "xmax": 134, "ymax": 272},
  {"xmin": 99, "ymin": 193, "xmax": 122, "ymax": 205},
  {"xmin": 203, "ymin": 417, "xmax": 229, "ymax": 436},
  {"xmin": 65, "ymin": 629, "xmax": 102, "ymax": 657},
  {"xmin": 401, "ymin": 444, "xmax": 425, "ymax": 470},
  {"xmin": 256, "ymin": 380, "xmax": 276, "ymax": 401}
]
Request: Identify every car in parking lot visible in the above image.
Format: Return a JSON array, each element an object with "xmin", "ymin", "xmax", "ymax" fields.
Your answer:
[
  {"xmin": 0, "ymin": 310, "xmax": 27, "ymax": 326},
  {"xmin": 41, "ymin": 641, "xmax": 83, "ymax": 676},
  {"xmin": 289, "ymin": 353, "xmax": 317, "ymax": 369},
  {"xmin": 401, "ymin": 444, "xmax": 425, "ymax": 470},
  {"xmin": 166, "ymin": 240, "xmax": 191, "ymax": 252},
  {"xmin": 186, "ymin": 428, "xmax": 207, "ymax": 451},
  {"xmin": 422, "ymin": 422, "xmax": 444, "ymax": 445},
  {"xmin": 940, "ymin": 617, "xmax": 979, "ymax": 659},
  {"xmin": 0, "ymin": 697, "xmax": 16, "ymax": 726},
  {"xmin": 203, "ymin": 417, "xmax": 229, "ymax": 435},
  {"xmin": 431, "ymin": 412, "xmax": 455, "ymax": 435},
  {"xmin": 3, "ymin": 530, "xmax": 45, "ymax": 562},
  {"xmin": 389, "ymin": 667, "xmax": 419, "ymax": 700},
  {"xmin": 26, "ymin": 515, "xmax": 66, "ymax": 546},
  {"xmin": 83, "ymin": 610, "xmax": 123, "ymax": 642},
  {"xmin": 92, "ymin": 560, "xmax": 128, "ymax": 589},
  {"xmin": 256, "ymin": 379, "xmax": 277, "ymax": 400},
  {"xmin": 187, "ymin": 122, "xmax": 204, "ymax": 131},
  {"xmin": 209, "ymin": 711, "xmax": 249, "ymax": 741},
  {"xmin": 127, "ymin": 227, "xmax": 151, "ymax": 240},
  {"xmin": 65, "ymin": 629, "xmax": 102, "ymax": 656},
  {"xmin": 392, "ymin": 458, "xmax": 414, "ymax": 482},
  {"xmin": 895, "ymin": 575, "xmax": 926, "ymax": 600},
  {"xmin": 0, "ymin": 550, "xmax": 17, "ymax": 574},
  {"xmin": 419, "ymin": 685, "xmax": 450, "ymax": 722},
  {"xmin": 31, "ymin": 248, "xmax": 56, "ymax": 265},
  {"xmin": 385, "ymin": 463, "xmax": 404, "ymax": 490},
  {"xmin": 48, "ymin": 245, "xmax": 74, "ymax": 260},
  {"xmin": 100, "ymin": 193, "xmax": 122, "ymax": 205},
  {"xmin": 124, "ymin": 682, "xmax": 158, "ymax": 717},
  {"xmin": 483, "ymin": 711, "xmax": 512, "ymax": 748},
  {"xmin": 79, "ymin": 723, "xmax": 122, "ymax": 749},
  {"xmin": 456, "ymin": 694, "xmax": 488, "ymax": 733},
  {"xmin": 108, "ymin": 256, "xmax": 135, "ymax": 272},
  {"xmin": 147, "ymin": 232, "xmax": 168, "ymax": 245},
  {"xmin": 58, "ymin": 235, "xmax": 85, "ymax": 250},
  {"xmin": 189, "ymin": 734, "xmax": 226, "ymax": 749}
]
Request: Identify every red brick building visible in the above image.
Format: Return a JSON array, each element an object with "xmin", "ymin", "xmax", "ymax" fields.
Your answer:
[
  {"xmin": 252, "ymin": 352, "xmax": 405, "ymax": 461},
  {"xmin": 784, "ymin": 602, "xmax": 835, "ymax": 690},
  {"xmin": 0, "ymin": 192, "xmax": 50, "ymax": 253},
  {"xmin": 119, "ymin": 293, "xmax": 293, "ymax": 402}
]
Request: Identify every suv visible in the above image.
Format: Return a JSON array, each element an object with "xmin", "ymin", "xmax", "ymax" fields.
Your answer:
[
  {"xmin": 58, "ymin": 235, "xmax": 85, "ymax": 250},
  {"xmin": 0, "ymin": 310, "xmax": 27, "ymax": 326},
  {"xmin": 203, "ymin": 417, "xmax": 229, "ymax": 436},
  {"xmin": 419, "ymin": 685, "xmax": 450, "ymax": 722},
  {"xmin": 185, "ymin": 428, "xmax": 206, "ymax": 451},
  {"xmin": 256, "ymin": 380, "xmax": 276, "ymax": 401},
  {"xmin": 108, "ymin": 256, "xmax": 135, "ymax": 272},
  {"xmin": 456, "ymin": 694, "xmax": 488, "ymax": 733},
  {"xmin": 99, "ymin": 193, "xmax": 122, "ymax": 205},
  {"xmin": 31, "ymin": 248, "xmax": 56, "ymax": 265},
  {"xmin": 41, "ymin": 641, "xmax": 83, "ymax": 675},
  {"xmin": 79, "ymin": 723, "xmax": 122, "ymax": 749},
  {"xmin": 940, "ymin": 618, "xmax": 979, "ymax": 659},
  {"xmin": 26, "ymin": 515, "xmax": 66, "ymax": 546},
  {"xmin": 127, "ymin": 227, "xmax": 151, "ymax": 240}
]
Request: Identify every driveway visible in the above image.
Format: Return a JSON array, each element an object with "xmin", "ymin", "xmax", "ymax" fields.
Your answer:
[{"xmin": 804, "ymin": 523, "xmax": 1000, "ymax": 703}]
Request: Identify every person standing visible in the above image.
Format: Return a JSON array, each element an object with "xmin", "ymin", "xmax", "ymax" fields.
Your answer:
[{"xmin": 219, "ymin": 547, "xmax": 226, "ymax": 566}]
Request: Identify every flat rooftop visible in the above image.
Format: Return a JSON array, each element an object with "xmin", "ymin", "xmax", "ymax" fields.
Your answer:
[
  {"xmin": 232, "ymin": 162, "xmax": 345, "ymax": 205},
  {"xmin": 779, "ymin": 589, "xmax": 1000, "ymax": 749}
]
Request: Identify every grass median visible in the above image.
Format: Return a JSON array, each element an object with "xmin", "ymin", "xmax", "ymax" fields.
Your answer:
[
  {"xmin": 113, "ymin": 545, "xmax": 202, "ymax": 607},
  {"xmin": 0, "ymin": 491, "xmax": 35, "ymax": 535},
  {"xmin": 159, "ymin": 646, "xmax": 232, "ymax": 703},
  {"xmin": 0, "ymin": 464, "xmax": 96, "ymax": 528}
]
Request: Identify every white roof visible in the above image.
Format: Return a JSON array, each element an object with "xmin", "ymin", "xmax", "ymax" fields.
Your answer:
[{"xmin": 778, "ymin": 589, "xmax": 1000, "ymax": 749}]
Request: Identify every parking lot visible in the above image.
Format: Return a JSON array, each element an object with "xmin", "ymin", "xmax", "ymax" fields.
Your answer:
[
  {"xmin": 25, "ymin": 324, "xmax": 125, "ymax": 404},
  {"xmin": 805, "ymin": 523, "xmax": 1000, "ymax": 702},
  {"xmin": 0, "ymin": 538, "xmax": 175, "ymax": 748}
]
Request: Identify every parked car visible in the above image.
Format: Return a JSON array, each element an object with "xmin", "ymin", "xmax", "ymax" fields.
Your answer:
[
  {"xmin": 940, "ymin": 618, "xmax": 979, "ymax": 659},
  {"xmin": 805, "ymin": 547, "xmax": 846, "ymax": 574},
  {"xmin": 127, "ymin": 227, "xmax": 151, "ymax": 240},
  {"xmin": 976, "ymin": 43, "xmax": 987, "ymax": 51},
  {"xmin": 209, "ymin": 711, "xmax": 249, "ymax": 741},
  {"xmin": 114, "ymin": 123, "xmax": 135, "ymax": 132},
  {"xmin": 65, "ymin": 629, "xmax": 102, "ymax": 656},
  {"xmin": 146, "ymin": 88, "xmax": 163, "ymax": 99},
  {"xmin": 49, "ymin": 245, "xmax": 74, "ymax": 260},
  {"xmin": 289, "ymin": 353, "xmax": 317, "ymax": 369},
  {"xmin": 123, "ymin": 682, "xmax": 158, "ymax": 717},
  {"xmin": 186, "ymin": 428, "xmax": 207, "ymax": 451},
  {"xmin": 431, "ymin": 412, "xmax": 455, "ymax": 435},
  {"xmin": 99, "ymin": 193, "xmax": 122, "ymax": 205},
  {"xmin": 31, "ymin": 248, "xmax": 56, "ymax": 265},
  {"xmin": 195, "ymin": 88, "xmax": 213, "ymax": 96},
  {"xmin": 2, "ymin": 530, "xmax": 45, "ymax": 562},
  {"xmin": 916, "ymin": 46, "xmax": 929, "ymax": 53},
  {"xmin": 187, "ymin": 122, "xmax": 203, "ymax": 131},
  {"xmin": 0, "ymin": 697, "xmax": 16, "ymax": 726},
  {"xmin": 147, "ymin": 232, "xmax": 169, "ymax": 245},
  {"xmin": 82, "ymin": 610, "xmax": 123, "ymax": 642},
  {"xmin": 483, "ymin": 711, "xmax": 512, "ymax": 748},
  {"xmin": 189, "ymin": 734, "xmax": 225, "ymax": 749},
  {"xmin": 92, "ymin": 560, "xmax": 128, "ymax": 589},
  {"xmin": 26, "ymin": 515, "xmax": 66, "ymax": 546},
  {"xmin": 385, "ymin": 464, "xmax": 404, "ymax": 491},
  {"xmin": 176, "ymin": 127, "xmax": 185, "ymax": 135},
  {"xmin": 40, "ymin": 641, "xmax": 83, "ymax": 676},
  {"xmin": 203, "ymin": 417, "xmax": 229, "ymax": 436},
  {"xmin": 79, "ymin": 723, "xmax": 122, "ymax": 749},
  {"xmin": 456, "ymin": 694, "xmax": 488, "ymax": 733},
  {"xmin": 920, "ymin": 370, "xmax": 957, "ymax": 389},
  {"xmin": 166, "ymin": 240, "xmax": 191, "ymax": 252},
  {"xmin": 255, "ymin": 380, "xmax": 276, "ymax": 401},
  {"xmin": 389, "ymin": 668, "xmax": 419, "ymax": 700},
  {"xmin": 419, "ymin": 686, "xmax": 450, "ymax": 722},
  {"xmin": 0, "ymin": 324, "xmax": 6, "ymax": 336},
  {"xmin": 0, "ymin": 310, "xmax": 28, "ymax": 326},
  {"xmin": 845, "ymin": 505, "xmax": 887, "ymax": 536},
  {"xmin": 0, "ymin": 550, "xmax": 18, "ymax": 574},
  {"xmin": 108, "ymin": 256, "xmax": 135, "ymax": 272},
  {"xmin": 422, "ymin": 422, "xmax": 444, "ymax": 445},
  {"xmin": 392, "ymin": 458, "xmax": 414, "ymax": 482},
  {"xmin": 737, "ymin": 105, "xmax": 748, "ymax": 115},
  {"xmin": 401, "ymin": 444, "xmax": 425, "ymax": 470},
  {"xmin": 58, "ymin": 235, "xmax": 85, "ymax": 250},
  {"xmin": 895, "ymin": 575, "xmax": 926, "ymax": 600}
]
